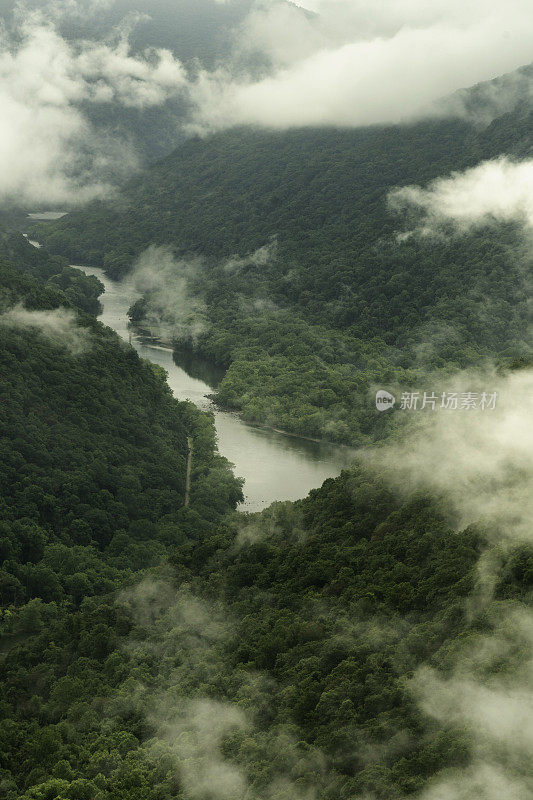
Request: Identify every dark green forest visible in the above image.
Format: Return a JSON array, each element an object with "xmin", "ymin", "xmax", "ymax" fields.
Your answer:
[
  {"xmin": 2, "ymin": 49, "xmax": 532, "ymax": 796},
  {"xmin": 35, "ymin": 108, "xmax": 533, "ymax": 443},
  {"xmin": 0, "ymin": 234, "xmax": 531, "ymax": 799},
  {"xmin": 0, "ymin": 236, "xmax": 242, "ymax": 797}
]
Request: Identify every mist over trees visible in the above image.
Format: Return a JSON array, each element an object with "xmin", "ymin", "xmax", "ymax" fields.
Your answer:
[
  {"xmin": 36, "ymin": 104, "xmax": 532, "ymax": 443},
  {"xmin": 0, "ymin": 2, "xmax": 532, "ymax": 798},
  {"xmin": 0, "ymin": 239, "xmax": 531, "ymax": 796}
]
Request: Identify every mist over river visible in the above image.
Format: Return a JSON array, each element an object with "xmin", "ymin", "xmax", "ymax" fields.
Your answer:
[{"xmin": 79, "ymin": 265, "xmax": 355, "ymax": 511}]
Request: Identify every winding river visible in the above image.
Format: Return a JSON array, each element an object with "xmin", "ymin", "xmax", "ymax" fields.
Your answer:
[
  {"xmin": 78, "ymin": 266, "xmax": 355, "ymax": 510},
  {"xmin": 81, "ymin": 266, "xmax": 358, "ymax": 511},
  {"xmin": 25, "ymin": 216, "xmax": 355, "ymax": 511}
]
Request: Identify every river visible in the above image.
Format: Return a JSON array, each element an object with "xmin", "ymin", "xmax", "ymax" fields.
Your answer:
[{"xmin": 76, "ymin": 262, "xmax": 356, "ymax": 510}]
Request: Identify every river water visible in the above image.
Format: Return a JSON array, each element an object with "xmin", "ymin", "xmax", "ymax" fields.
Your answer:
[{"xmin": 76, "ymin": 265, "xmax": 356, "ymax": 511}]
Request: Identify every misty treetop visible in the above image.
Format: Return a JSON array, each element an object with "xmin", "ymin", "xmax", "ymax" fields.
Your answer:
[
  {"xmin": 1, "ymin": 2, "xmax": 533, "ymax": 797},
  {"xmin": 34, "ymin": 99, "xmax": 532, "ymax": 445},
  {"xmin": 0, "ymin": 173, "xmax": 532, "ymax": 800},
  {"xmin": 0, "ymin": 240, "xmax": 246, "ymax": 796}
]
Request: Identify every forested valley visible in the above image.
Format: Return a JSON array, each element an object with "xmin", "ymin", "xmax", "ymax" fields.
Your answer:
[
  {"xmin": 0, "ymin": 3, "xmax": 532, "ymax": 798},
  {"xmin": 35, "ymin": 101, "xmax": 532, "ymax": 444},
  {"xmin": 0, "ymin": 222, "xmax": 530, "ymax": 800}
]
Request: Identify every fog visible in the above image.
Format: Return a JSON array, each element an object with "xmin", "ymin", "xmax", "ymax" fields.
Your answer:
[
  {"xmin": 3, "ymin": 4, "xmax": 532, "ymax": 797},
  {"xmin": 120, "ymin": 580, "xmax": 326, "ymax": 800},
  {"xmin": 0, "ymin": 5, "xmax": 188, "ymax": 203},
  {"xmin": 189, "ymin": 0, "xmax": 533, "ymax": 130},
  {"xmin": 367, "ymin": 368, "xmax": 533, "ymax": 545},
  {"xmin": 389, "ymin": 157, "xmax": 533, "ymax": 233},
  {"xmin": 360, "ymin": 146, "xmax": 533, "ymax": 796},
  {"xmin": 1, "ymin": 0, "xmax": 533, "ymax": 204},
  {"xmin": 130, "ymin": 245, "xmax": 209, "ymax": 343},
  {"xmin": 0, "ymin": 304, "xmax": 91, "ymax": 353}
]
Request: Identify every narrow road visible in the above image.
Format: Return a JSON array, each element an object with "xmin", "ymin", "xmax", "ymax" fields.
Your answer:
[{"xmin": 184, "ymin": 437, "xmax": 192, "ymax": 507}]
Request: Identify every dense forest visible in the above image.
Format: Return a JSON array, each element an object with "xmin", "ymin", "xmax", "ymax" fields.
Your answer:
[
  {"xmin": 0, "ymin": 232, "xmax": 530, "ymax": 799},
  {"xmin": 0, "ymin": 236, "xmax": 242, "ymax": 796},
  {"xmin": 34, "ymin": 102, "xmax": 533, "ymax": 443},
  {"xmin": 0, "ymin": 0, "xmax": 531, "ymax": 796}
]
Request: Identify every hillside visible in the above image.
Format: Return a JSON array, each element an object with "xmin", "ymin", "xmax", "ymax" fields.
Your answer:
[
  {"xmin": 0, "ymin": 0, "xmax": 311, "ymax": 167},
  {"xmin": 0, "ymin": 236, "xmax": 246, "ymax": 795},
  {"xmin": 1, "ymin": 1, "xmax": 533, "ymax": 796},
  {"xmin": 35, "ymin": 101, "xmax": 533, "ymax": 444},
  {"xmin": 1, "ymin": 247, "xmax": 530, "ymax": 796},
  {"xmin": 0, "ymin": 0, "xmax": 266, "ymax": 66},
  {"xmin": 0, "ymin": 179, "xmax": 531, "ymax": 800}
]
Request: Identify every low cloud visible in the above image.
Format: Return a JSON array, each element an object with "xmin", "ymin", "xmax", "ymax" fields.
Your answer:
[
  {"xmin": 0, "ymin": 8, "xmax": 188, "ymax": 204},
  {"xmin": 365, "ymin": 364, "xmax": 533, "ymax": 798},
  {"xmin": 223, "ymin": 239, "xmax": 278, "ymax": 275},
  {"xmin": 388, "ymin": 155, "xmax": 532, "ymax": 371},
  {"xmin": 189, "ymin": 0, "xmax": 533, "ymax": 131},
  {"xmin": 414, "ymin": 604, "xmax": 533, "ymax": 800},
  {"xmin": 150, "ymin": 698, "xmax": 249, "ymax": 800},
  {"xmin": 119, "ymin": 360, "xmax": 533, "ymax": 799},
  {"xmin": 367, "ymin": 368, "xmax": 533, "ymax": 545},
  {"xmin": 389, "ymin": 157, "xmax": 533, "ymax": 233},
  {"xmin": 130, "ymin": 245, "xmax": 209, "ymax": 344},
  {"xmin": 2, "ymin": 0, "xmax": 533, "ymax": 204},
  {"xmin": 0, "ymin": 304, "xmax": 90, "ymax": 354},
  {"xmin": 121, "ymin": 580, "xmax": 324, "ymax": 800}
]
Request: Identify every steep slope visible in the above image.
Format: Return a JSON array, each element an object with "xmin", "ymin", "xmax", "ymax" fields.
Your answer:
[
  {"xmin": 37, "ymin": 99, "xmax": 533, "ymax": 274},
  {"xmin": 0, "ymin": 235, "xmax": 243, "ymax": 549},
  {"xmin": 0, "ymin": 231, "xmax": 531, "ymax": 800},
  {"xmin": 0, "ymin": 0, "xmax": 311, "ymax": 166},
  {"xmin": 35, "ymin": 96, "xmax": 533, "ymax": 444},
  {"xmin": 0, "ymin": 237, "xmax": 244, "ymax": 796},
  {"xmin": 3, "ymin": 436, "xmax": 532, "ymax": 799},
  {"xmin": 0, "ymin": 0, "xmax": 265, "ymax": 67}
]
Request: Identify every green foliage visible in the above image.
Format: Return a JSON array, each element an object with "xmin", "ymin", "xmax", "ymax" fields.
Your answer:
[
  {"xmin": 0, "ymin": 242, "xmax": 531, "ymax": 798},
  {"xmin": 0, "ymin": 243, "xmax": 242, "ymax": 797},
  {"xmin": 3, "ymin": 84, "xmax": 533, "ymax": 799},
  {"xmin": 35, "ymin": 115, "xmax": 532, "ymax": 443}
]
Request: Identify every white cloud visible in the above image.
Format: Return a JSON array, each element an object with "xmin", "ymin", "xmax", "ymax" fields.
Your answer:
[
  {"xmin": 189, "ymin": 0, "xmax": 533, "ymax": 130},
  {"xmin": 414, "ymin": 606, "xmax": 533, "ymax": 800},
  {"xmin": 73, "ymin": 36, "xmax": 188, "ymax": 108},
  {"xmin": 0, "ymin": 304, "xmax": 91, "ymax": 354},
  {"xmin": 367, "ymin": 368, "xmax": 533, "ymax": 545},
  {"xmin": 364, "ymin": 363, "xmax": 533, "ymax": 797},
  {"xmin": 130, "ymin": 245, "xmax": 209, "ymax": 343},
  {"xmin": 299, "ymin": 0, "xmax": 532, "ymax": 40},
  {"xmin": 236, "ymin": 2, "xmax": 327, "ymax": 69},
  {"xmin": 151, "ymin": 698, "xmax": 249, "ymax": 800},
  {"xmin": 0, "ymin": 10, "xmax": 188, "ymax": 204},
  {"xmin": 2, "ymin": 0, "xmax": 533, "ymax": 204},
  {"xmin": 389, "ymin": 157, "xmax": 533, "ymax": 232}
]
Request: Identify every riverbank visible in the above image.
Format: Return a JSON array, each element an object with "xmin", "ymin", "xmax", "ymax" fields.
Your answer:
[
  {"xmin": 133, "ymin": 329, "xmax": 355, "ymax": 450},
  {"xmin": 74, "ymin": 263, "xmax": 356, "ymax": 511}
]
